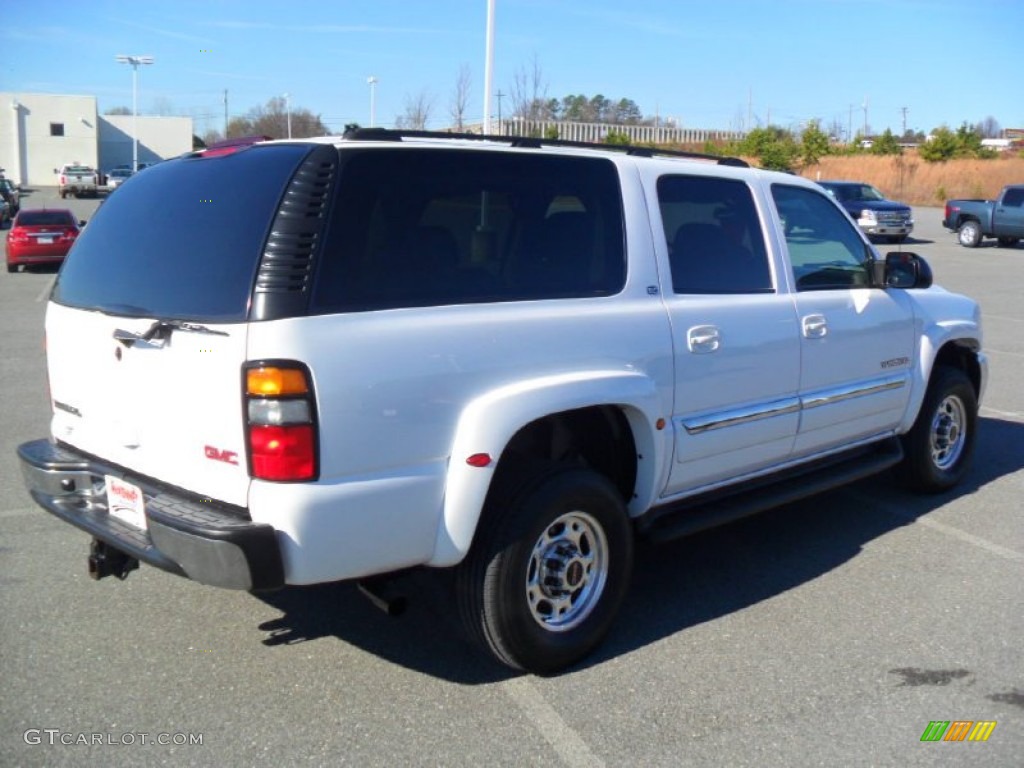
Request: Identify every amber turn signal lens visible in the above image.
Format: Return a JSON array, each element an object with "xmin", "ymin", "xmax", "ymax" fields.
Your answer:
[{"xmin": 246, "ymin": 367, "xmax": 309, "ymax": 396}]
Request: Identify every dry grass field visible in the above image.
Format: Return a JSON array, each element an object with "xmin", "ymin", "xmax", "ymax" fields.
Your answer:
[{"xmin": 798, "ymin": 153, "xmax": 1024, "ymax": 206}]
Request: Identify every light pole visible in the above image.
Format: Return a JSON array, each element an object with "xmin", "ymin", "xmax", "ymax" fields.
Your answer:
[
  {"xmin": 483, "ymin": 0, "xmax": 495, "ymax": 134},
  {"xmin": 284, "ymin": 93, "xmax": 292, "ymax": 138},
  {"xmin": 115, "ymin": 55, "xmax": 154, "ymax": 172},
  {"xmin": 367, "ymin": 76, "xmax": 378, "ymax": 127}
]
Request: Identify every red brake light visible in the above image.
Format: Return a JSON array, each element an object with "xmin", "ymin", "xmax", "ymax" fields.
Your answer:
[
  {"xmin": 244, "ymin": 363, "xmax": 317, "ymax": 482},
  {"xmin": 249, "ymin": 425, "xmax": 315, "ymax": 481}
]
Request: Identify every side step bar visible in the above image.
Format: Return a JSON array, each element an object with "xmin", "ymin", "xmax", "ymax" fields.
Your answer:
[{"xmin": 637, "ymin": 438, "xmax": 904, "ymax": 543}]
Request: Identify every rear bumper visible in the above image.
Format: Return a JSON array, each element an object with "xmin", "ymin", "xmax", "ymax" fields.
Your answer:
[{"xmin": 17, "ymin": 439, "xmax": 284, "ymax": 591}]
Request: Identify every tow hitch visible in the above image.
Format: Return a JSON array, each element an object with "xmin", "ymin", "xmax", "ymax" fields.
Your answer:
[{"xmin": 88, "ymin": 538, "xmax": 139, "ymax": 581}]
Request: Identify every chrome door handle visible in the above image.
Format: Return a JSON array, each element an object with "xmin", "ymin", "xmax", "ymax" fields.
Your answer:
[
  {"xmin": 802, "ymin": 314, "xmax": 828, "ymax": 339},
  {"xmin": 687, "ymin": 325, "xmax": 720, "ymax": 353}
]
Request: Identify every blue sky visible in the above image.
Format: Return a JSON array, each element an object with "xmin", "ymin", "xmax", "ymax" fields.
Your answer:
[{"xmin": 3, "ymin": 0, "xmax": 1021, "ymax": 138}]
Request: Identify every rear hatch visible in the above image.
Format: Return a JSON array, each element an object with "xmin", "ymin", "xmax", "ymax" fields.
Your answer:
[{"xmin": 46, "ymin": 143, "xmax": 320, "ymax": 506}]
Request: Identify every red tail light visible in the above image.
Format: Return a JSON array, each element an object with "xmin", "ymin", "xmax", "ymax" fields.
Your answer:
[{"xmin": 244, "ymin": 363, "xmax": 318, "ymax": 482}]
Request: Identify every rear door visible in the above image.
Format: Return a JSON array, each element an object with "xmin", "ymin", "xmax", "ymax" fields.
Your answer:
[
  {"xmin": 46, "ymin": 143, "xmax": 314, "ymax": 506},
  {"xmin": 651, "ymin": 172, "xmax": 801, "ymax": 494}
]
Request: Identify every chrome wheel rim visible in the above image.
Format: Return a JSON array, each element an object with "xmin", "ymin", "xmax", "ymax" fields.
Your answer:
[
  {"xmin": 930, "ymin": 394, "xmax": 967, "ymax": 471},
  {"xmin": 959, "ymin": 224, "xmax": 978, "ymax": 246},
  {"xmin": 526, "ymin": 511, "xmax": 608, "ymax": 632}
]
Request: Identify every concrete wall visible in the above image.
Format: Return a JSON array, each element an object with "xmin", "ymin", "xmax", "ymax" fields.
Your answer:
[
  {"xmin": 0, "ymin": 92, "xmax": 99, "ymax": 187},
  {"xmin": 99, "ymin": 115, "xmax": 193, "ymax": 171}
]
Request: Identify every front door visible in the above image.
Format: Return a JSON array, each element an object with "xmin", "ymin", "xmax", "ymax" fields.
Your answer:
[{"xmin": 770, "ymin": 183, "xmax": 915, "ymax": 458}]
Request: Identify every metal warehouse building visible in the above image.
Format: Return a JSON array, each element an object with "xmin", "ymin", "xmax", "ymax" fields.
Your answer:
[{"xmin": 1, "ymin": 92, "xmax": 192, "ymax": 187}]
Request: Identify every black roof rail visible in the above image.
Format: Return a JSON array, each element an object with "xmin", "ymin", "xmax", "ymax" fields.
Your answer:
[{"xmin": 342, "ymin": 127, "xmax": 748, "ymax": 167}]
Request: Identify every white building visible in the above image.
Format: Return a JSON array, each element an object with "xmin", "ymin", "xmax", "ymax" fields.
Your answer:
[{"xmin": 1, "ymin": 92, "xmax": 192, "ymax": 187}]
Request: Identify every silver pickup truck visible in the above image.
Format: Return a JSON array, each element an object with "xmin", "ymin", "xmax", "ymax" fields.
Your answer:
[{"xmin": 56, "ymin": 164, "xmax": 98, "ymax": 199}]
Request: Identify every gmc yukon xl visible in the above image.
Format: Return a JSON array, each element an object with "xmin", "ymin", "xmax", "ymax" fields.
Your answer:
[{"xmin": 18, "ymin": 130, "xmax": 986, "ymax": 673}]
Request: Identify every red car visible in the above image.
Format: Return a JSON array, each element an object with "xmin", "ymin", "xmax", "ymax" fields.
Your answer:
[{"xmin": 5, "ymin": 209, "xmax": 84, "ymax": 272}]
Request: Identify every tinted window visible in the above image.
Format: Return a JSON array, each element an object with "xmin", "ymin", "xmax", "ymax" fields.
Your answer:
[
  {"xmin": 772, "ymin": 184, "xmax": 872, "ymax": 290},
  {"xmin": 53, "ymin": 144, "xmax": 311, "ymax": 322},
  {"xmin": 657, "ymin": 175, "xmax": 772, "ymax": 294},
  {"xmin": 312, "ymin": 149, "xmax": 625, "ymax": 311},
  {"xmin": 18, "ymin": 211, "xmax": 75, "ymax": 226}
]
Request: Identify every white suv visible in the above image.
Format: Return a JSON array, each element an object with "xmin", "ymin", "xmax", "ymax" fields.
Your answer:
[{"xmin": 19, "ymin": 130, "xmax": 986, "ymax": 673}]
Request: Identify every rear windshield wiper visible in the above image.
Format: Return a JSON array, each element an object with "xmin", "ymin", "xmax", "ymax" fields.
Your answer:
[{"xmin": 113, "ymin": 319, "xmax": 229, "ymax": 347}]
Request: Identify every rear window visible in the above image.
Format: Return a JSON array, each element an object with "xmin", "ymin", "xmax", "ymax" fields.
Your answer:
[
  {"xmin": 52, "ymin": 144, "xmax": 312, "ymax": 322},
  {"xmin": 18, "ymin": 211, "xmax": 75, "ymax": 226},
  {"xmin": 312, "ymin": 148, "xmax": 625, "ymax": 312}
]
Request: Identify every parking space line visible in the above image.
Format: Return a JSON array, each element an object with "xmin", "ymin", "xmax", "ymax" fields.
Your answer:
[
  {"xmin": 981, "ymin": 405, "xmax": 1024, "ymax": 421},
  {"xmin": 984, "ymin": 347, "xmax": 1024, "ymax": 359},
  {"xmin": 849, "ymin": 490, "xmax": 1024, "ymax": 563},
  {"xmin": 502, "ymin": 677, "xmax": 605, "ymax": 768},
  {"xmin": 0, "ymin": 508, "xmax": 40, "ymax": 519},
  {"xmin": 35, "ymin": 275, "xmax": 56, "ymax": 303}
]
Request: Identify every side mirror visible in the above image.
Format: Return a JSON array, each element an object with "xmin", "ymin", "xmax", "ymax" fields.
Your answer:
[
  {"xmin": 79, "ymin": 220, "xmax": 87, "ymax": 227},
  {"xmin": 874, "ymin": 252, "xmax": 932, "ymax": 289}
]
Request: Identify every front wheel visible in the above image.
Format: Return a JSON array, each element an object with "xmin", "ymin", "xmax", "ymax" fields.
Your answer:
[
  {"xmin": 456, "ymin": 465, "xmax": 633, "ymax": 674},
  {"xmin": 897, "ymin": 366, "xmax": 977, "ymax": 493},
  {"xmin": 957, "ymin": 220, "xmax": 983, "ymax": 248}
]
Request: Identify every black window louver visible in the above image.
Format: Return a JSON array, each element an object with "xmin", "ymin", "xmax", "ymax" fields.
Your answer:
[{"xmin": 251, "ymin": 144, "xmax": 338, "ymax": 320}]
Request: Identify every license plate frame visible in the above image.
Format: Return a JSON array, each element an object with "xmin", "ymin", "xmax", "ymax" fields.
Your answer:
[
  {"xmin": 37, "ymin": 236, "xmax": 54, "ymax": 244},
  {"xmin": 105, "ymin": 475, "xmax": 147, "ymax": 530}
]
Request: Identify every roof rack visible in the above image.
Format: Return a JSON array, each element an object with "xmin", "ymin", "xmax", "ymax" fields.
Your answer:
[{"xmin": 342, "ymin": 127, "xmax": 748, "ymax": 168}]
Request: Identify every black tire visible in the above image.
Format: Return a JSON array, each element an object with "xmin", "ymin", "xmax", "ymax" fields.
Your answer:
[
  {"xmin": 996, "ymin": 237, "xmax": 1019, "ymax": 248},
  {"xmin": 897, "ymin": 366, "xmax": 977, "ymax": 493},
  {"xmin": 957, "ymin": 220, "xmax": 982, "ymax": 248},
  {"xmin": 456, "ymin": 465, "xmax": 633, "ymax": 674},
  {"xmin": 6, "ymin": 262, "xmax": 16, "ymax": 273}
]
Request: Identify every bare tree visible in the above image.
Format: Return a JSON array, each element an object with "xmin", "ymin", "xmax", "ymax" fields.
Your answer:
[
  {"xmin": 509, "ymin": 54, "xmax": 550, "ymax": 120},
  {"xmin": 395, "ymin": 90, "xmax": 435, "ymax": 130},
  {"xmin": 226, "ymin": 97, "xmax": 329, "ymax": 140},
  {"xmin": 977, "ymin": 115, "xmax": 1002, "ymax": 138},
  {"xmin": 449, "ymin": 64, "xmax": 472, "ymax": 131},
  {"xmin": 151, "ymin": 96, "xmax": 177, "ymax": 116}
]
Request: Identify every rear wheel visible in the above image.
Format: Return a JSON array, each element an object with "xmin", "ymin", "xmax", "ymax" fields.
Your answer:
[
  {"xmin": 456, "ymin": 465, "xmax": 633, "ymax": 674},
  {"xmin": 897, "ymin": 366, "xmax": 977, "ymax": 492},
  {"xmin": 957, "ymin": 220, "xmax": 982, "ymax": 248}
]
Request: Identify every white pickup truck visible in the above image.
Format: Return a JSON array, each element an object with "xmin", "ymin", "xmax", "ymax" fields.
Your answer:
[
  {"xmin": 18, "ymin": 130, "xmax": 986, "ymax": 673},
  {"xmin": 55, "ymin": 163, "xmax": 98, "ymax": 198}
]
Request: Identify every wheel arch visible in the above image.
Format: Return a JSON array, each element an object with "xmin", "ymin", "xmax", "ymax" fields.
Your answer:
[
  {"xmin": 900, "ymin": 334, "xmax": 986, "ymax": 434},
  {"xmin": 428, "ymin": 371, "xmax": 666, "ymax": 567}
]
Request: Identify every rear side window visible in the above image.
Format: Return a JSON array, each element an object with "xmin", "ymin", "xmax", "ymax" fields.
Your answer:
[
  {"xmin": 312, "ymin": 149, "xmax": 625, "ymax": 312},
  {"xmin": 52, "ymin": 144, "xmax": 312, "ymax": 322},
  {"xmin": 772, "ymin": 184, "xmax": 873, "ymax": 290},
  {"xmin": 658, "ymin": 175, "xmax": 773, "ymax": 294}
]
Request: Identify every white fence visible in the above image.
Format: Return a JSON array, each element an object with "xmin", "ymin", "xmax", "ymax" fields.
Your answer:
[{"xmin": 494, "ymin": 119, "xmax": 743, "ymax": 145}]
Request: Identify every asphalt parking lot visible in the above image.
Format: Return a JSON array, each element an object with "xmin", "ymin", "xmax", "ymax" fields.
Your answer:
[{"xmin": 1, "ymin": 190, "xmax": 1021, "ymax": 767}]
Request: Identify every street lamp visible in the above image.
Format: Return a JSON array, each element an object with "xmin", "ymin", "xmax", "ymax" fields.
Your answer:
[
  {"xmin": 115, "ymin": 54, "xmax": 154, "ymax": 172},
  {"xmin": 367, "ymin": 76, "xmax": 378, "ymax": 127},
  {"xmin": 284, "ymin": 93, "xmax": 292, "ymax": 138}
]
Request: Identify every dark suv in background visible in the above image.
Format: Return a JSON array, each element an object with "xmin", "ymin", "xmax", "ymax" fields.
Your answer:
[{"xmin": 819, "ymin": 180, "xmax": 913, "ymax": 243}]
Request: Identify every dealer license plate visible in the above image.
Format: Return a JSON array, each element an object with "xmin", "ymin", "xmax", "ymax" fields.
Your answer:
[{"xmin": 105, "ymin": 476, "xmax": 147, "ymax": 530}]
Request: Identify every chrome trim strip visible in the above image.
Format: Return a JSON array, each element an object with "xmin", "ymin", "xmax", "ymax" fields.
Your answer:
[
  {"xmin": 682, "ymin": 397, "xmax": 801, "ymax": 435},
  {"xmin": 680, "ymin": 375, "xmax": 907, "ymax": 436},
  {"xmin": 801, "ymin": 374, "xmax": 906, "ymax": 410}
]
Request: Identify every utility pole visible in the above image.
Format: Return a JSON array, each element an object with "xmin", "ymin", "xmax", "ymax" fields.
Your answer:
[
  {"xmin": 747, "ymin": 87, "xmax": 752, "ymax": 133},
  {"xmin": 862, "ymin": 96, "xmax": 869, "ymax": 138},
  {"xmin": 900, "ymin": 106, "xmax": 908, "ymax": 138},
  {"xmin": 496, "ymin": 90, "xmax": 503, "ymax": 135},
  {"xmin": 223, "ymin": 89, "xmax": 228, "ymax": 138},
  {"xmin": 483, "ymin": 0, "xmax": 496, "ymax": 134},
  {"xmin": 848, "ymin": 104, "xmax": 853, "ymax": 143}
]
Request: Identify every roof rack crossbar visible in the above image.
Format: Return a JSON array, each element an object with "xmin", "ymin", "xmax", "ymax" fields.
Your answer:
[{"xmin": 342, "ymin": 127, "xmax": 748, "ymax": 167}]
